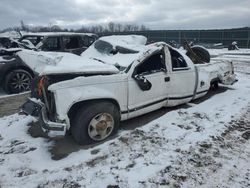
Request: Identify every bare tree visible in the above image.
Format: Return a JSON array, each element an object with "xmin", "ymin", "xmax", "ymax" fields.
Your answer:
[
  {"xmin": 51, "ymin": 25, "xmax": 62, "ymax": 32},
  {"xmin": 97, "ymin": 25, "xmax": 104, "ymax": 33},
  {"xmin": 116, "ymin": 23, "xmax": 123, "ymax": 32},
  {"xmin": 123, "ymin": 24, "xmax": 133, "ymax": 32},
  {"xmin": 140, "ymin": 24, "xmax": 147, "ymax": 31},
  {"xmin": 20, "ymin": 20, "xmax": 29, "ymax": 32},
  {"xmin": 108, "ymin": 22, "xmax": 115, "ymax": 32}
]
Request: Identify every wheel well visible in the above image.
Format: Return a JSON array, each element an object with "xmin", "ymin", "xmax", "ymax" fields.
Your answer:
[
  {"xmin": 210, "ymin": 78, "xmax": 220, "ymax": 85},
  {"xmin": 4, "ymin": 66, "xmax": 35, "ymax": 80},
  {"xmin": 210, "ymin": 78, "xmax": 220, "ymax": 90},
  {"xmin": 67, "ymin": 98, "xmax": 121, "ymax": 123}
]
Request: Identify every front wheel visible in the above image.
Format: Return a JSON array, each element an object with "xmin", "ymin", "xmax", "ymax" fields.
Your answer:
[
  {"xmin": 4, "ymin": 69, "xmax": 33, "ymax": 94},
  {"xmin": 71, "ymin": 101, "xmax": 120, "ymax": 145}
]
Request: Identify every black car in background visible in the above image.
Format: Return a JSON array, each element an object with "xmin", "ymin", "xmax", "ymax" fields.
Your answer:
[
  {"xmin": 0, "ymin": 37, "xmax": 17, "ymax": 48},
  {"xmin": 0, "ymin": 36, "xmax": 22, "ymax": 56},
  {"xmin": 0, "ymin": 32, "xmax": 98, "ymax": 94}
]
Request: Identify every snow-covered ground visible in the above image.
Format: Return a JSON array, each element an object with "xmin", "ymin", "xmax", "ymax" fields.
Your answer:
[{"xmin": 0, "ymin": 49, "xmax": 250, "ymax": 188}]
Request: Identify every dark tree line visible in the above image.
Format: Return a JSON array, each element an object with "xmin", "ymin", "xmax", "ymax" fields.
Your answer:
[
  {"xmin": 76, "ymin": 22, "xmax": 148, "ymax": 33},
  {"xmin": 0, "ymin": 20, "xmax": 149, "ymax": 34}
]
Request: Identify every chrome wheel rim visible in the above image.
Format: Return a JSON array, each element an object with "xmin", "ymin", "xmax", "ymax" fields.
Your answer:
[
  {"xmin": 88, "ymin": 113, "xmax": 114, "ymax": 141},
  {"xmin": 10, "ymin": 72, "xmax": 31, "ymax": 92}
]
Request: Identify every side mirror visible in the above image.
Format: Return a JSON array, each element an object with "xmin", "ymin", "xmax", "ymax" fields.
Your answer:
[
  {"xmin": 134, "ymin": 74, "xmax": 152, "ymax": 91},
  {"xmin": 110, "ymin": 48, "xmax": 118, "ymax": 55}
]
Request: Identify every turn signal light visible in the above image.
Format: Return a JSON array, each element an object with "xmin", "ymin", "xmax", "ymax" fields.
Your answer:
[{"xmin": 38, "ymin": 77, "xmax": 45, "ymax": 96}]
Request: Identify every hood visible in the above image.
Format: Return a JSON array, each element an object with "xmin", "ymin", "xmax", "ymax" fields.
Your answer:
[{"xmin": 17, "ymin": 50, "xmax": 119, "ymax": 76}]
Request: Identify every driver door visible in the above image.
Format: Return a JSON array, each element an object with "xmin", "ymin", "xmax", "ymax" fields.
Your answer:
[{"xmin": 127, "ymin": 49, "xmax": 171, "ymax": 118}]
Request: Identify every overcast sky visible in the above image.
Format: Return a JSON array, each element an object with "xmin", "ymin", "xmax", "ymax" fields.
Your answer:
[{"xmin": 0, "ymin": 0, "xmax": 250, "ymax": 30}]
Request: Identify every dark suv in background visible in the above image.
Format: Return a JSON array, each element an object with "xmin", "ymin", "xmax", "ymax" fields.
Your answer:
[
  {"xmin": 0, "ymin": 37, "xmax": 17, "ymax": 48},
  {"xmin": 21, "ymin": 32, "xmax": 97, "ymax": 54},
  {"xmin": 0, "ymin": 32, "xmax": 98, "ymax": 94}
]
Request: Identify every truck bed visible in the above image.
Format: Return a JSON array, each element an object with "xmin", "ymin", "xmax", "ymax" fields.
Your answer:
[{"xmin": 194, "ymin": 59, "xmax": 236, "ymax": 98}]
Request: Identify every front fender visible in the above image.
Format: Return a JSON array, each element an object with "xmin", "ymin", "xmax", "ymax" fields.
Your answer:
[{"xmin": 51, "ymin": 86, "xmax": 124, "ymax": 121}]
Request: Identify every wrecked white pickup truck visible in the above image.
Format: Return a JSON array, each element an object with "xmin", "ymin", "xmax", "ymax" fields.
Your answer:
[{"xmin": 21, "ymin": 35, "xmax": 237, "ymax": 144}]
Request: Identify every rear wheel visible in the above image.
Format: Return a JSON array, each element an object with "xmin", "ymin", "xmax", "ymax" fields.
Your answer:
[
  {"xmin": 71, "ymin": 101, "xmax": 120, "ymax": 145},
  {"xmin": 4, "ymin": 69, "xmax": 33, "ymax": 94},
  {"xmin": 210, "ymin": 81, "xmax": 219, "ymax": 90}
]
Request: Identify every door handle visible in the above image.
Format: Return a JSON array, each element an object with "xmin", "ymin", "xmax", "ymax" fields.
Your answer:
[{"xmin": 165, "ymin": 77, "xmax": 170, "ymax": 82}]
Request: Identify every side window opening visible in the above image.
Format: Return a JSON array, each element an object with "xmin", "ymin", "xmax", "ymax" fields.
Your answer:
[
  {"xmin": 88, "ymin": 36, "xmax": 95, "ymax": 46},
  {"xmin": 81, "ymin": 36, "xmax": 88, "ymax": 47},
  {"xmin": 169, "ymin": 48, "xmax": 188, "ymax": 69},
  {"xmin": 41, "ymin": 37, "xmax": 60, "ymax": 51},
  {"xmin": 136, "ymin": 52, "xmax": 166, "ymax": 75},
  {"xmin": 81, "ymin": 36, "xmax": 95, "ymax": 47},
  {"xmin": 63, "ymin": 36, "xmax": 80, "ymax": 49}
]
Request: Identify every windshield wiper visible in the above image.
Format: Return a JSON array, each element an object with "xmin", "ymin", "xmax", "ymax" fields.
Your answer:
[
  {"xmin": 91, "ymin": 57, "xmax": 108, "ymax": 64},
  {"xmin": 91, "ymin": 57, "xmax": 124, "ymax": 71}
]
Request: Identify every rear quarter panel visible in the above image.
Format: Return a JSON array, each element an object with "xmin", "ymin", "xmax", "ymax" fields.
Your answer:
[{"xmin": 195, "ymin": 60, "xmax": 235, "ymax": 94}]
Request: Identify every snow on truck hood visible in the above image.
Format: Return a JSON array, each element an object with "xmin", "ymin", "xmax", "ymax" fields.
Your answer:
[{"xmin": 17, "ymin": 50, "xmax": 119, "ymax": 75}]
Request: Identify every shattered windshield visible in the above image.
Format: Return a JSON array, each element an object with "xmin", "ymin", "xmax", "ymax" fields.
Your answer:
[
  {"xmin": 94, "ymin": 40, "xmax": 139, "ymax": 55},
  {"xmin": 91, "ymin": 39, "xmax": 140, "ymax": 72},
  {"xmin": 94, "ymin": 40, "xmax": 113, "ymax": 54}
]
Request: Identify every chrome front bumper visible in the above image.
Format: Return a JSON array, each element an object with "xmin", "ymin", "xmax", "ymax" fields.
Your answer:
[{"xmin": 21, "ymin": 98, "xmax": 66, "ymax": 137}]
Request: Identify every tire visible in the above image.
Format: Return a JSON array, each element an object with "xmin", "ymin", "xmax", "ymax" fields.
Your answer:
[
  {"xmin": 4, "ymin": 69, "xmax": 33, "ymax": 94},
  {"xmin": 186, "ymin": 46, "xmax": 210, "ymax": 63},
  {"xmin": 71, "ymin": 101, "xmax": 120, "ymax": 145},
  {"xmin": 210, "ymin": 81, "xmax": 219, "ymax": 90}
]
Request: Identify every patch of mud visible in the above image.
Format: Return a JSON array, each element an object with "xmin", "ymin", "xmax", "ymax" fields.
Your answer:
[
  {"xmin": 192, "ymin": 112, "xmax": 210, "ymax": 120},
  {"xmin": 37, "ymin": 179, "xmax": 81, "ymax": 188},
  {"xmin": 86, "ymin": 155, "xmax": 108, "ymax": 167},
  {"xmin": 15, "ymin": 168, "xmax": 37, "ymax": 178},
  {"xmin": 0, "ymin": 139, "xmax": 37, "ymax": 155}
]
